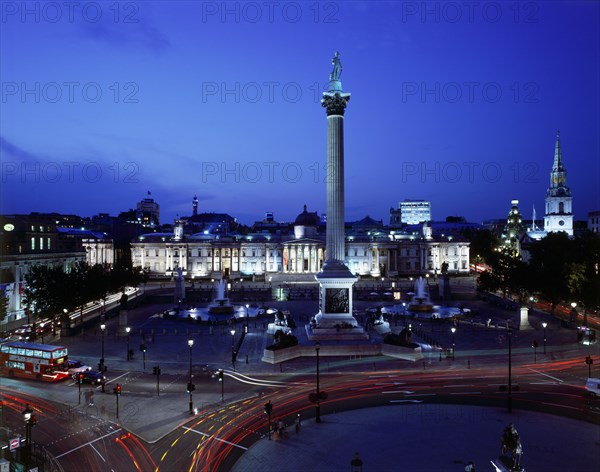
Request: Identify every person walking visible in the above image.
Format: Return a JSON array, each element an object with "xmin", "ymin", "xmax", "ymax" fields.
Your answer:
[{"xmin": 295, "ymin": 414, "xmax": 301, "ymax": 433}]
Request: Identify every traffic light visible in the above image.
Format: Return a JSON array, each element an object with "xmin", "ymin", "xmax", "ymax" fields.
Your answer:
[
  {"xmin": 140, "ymin": 344, "xmax": 147, "ymax": 353},
  {"xmin": 187, "ymin": 382, "xmax": 195, "ymax": 393},
  {"xmin": 218, "ymin": 370, "xmax": 224, "ymax": 382},
  {"xmin": 264, "ymin": 401, "xmax": 272, "ymax": 415},
  {"xmin": 31, "ymin": 415, "xmax": 37, "ymax": 428},
  {"xmin": 78, "ymin": 373, "xmax": 84, "ymax": 384},
  {"xmin": 586, "ymin": 356, "xmax": 594, "ymax": 365},
  {"xmin": 113, "ymin": 384, "xmax": 122, "ymax": 396},
  {"xmin": 153, "ymin": 366, "xmax": 161, "ymax": 375},
  {"xmin": 0, "ymin": 400, "xmax": 4, "ymax": 411}
]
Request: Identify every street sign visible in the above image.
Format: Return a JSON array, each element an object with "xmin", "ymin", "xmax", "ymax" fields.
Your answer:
[{"xmin": 9, "ymin": 437, "xmax": 20, "ymax": 451}]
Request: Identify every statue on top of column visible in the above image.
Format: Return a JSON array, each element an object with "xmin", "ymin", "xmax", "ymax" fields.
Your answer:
[{"xmin": 330, "ymin": 51, "xmax": 342, "ymax": 81}]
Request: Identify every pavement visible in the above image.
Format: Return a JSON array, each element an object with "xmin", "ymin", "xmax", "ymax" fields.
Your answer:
[
  {"xmin": 230, "ymin": 404, "xmax": 600, "ymax": 472},
  {"xmin": 3, "ymin": 281, "xmax": 600, "ymax": 470}
]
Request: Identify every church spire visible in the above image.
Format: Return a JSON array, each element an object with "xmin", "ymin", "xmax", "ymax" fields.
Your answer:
[
  {"xmin": 552, "ymin": 129, "xmax": 564, "ymax": 173},
  {"xmin": 544, "ymin": 130, "xmax": 573, "ymax": 237},
  {"xmin": 548, "ymin": 130, "xmax": 569, "ymax": 195}
]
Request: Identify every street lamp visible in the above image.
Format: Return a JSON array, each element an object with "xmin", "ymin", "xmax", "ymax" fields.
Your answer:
[
  {"xmin": 230, "ymin": 329, "xmax": 236, "ymax": 369},
  {"xmin": 529, "ymin": 296, "xmax": 534, "ymax": 308},
  {"xmin": 315, "ymin": 342, "xmax": 321, "ymax": 423},
  {"xmin": 22, "ymin": 403, "xmax": 33, "ymax": 461},
  {"xmin": 188, "ymin": 338, "xmax": 194, "ymax": 414},
  {"xmin": 100, "ymin": 323, "xmax": 106, "ymax": 368},
  {"xmin": 507, "ymin": 328, "xmax": 513, "ymax": 413},
  {"xmin": 125, "ymin": 327, "xmax": 131, "ymax": 361},
  {"xmin": 542, "ymin": 322, "xmax": 547, "ymax": 354},
  {"xmin": 451, "ymin": 327, "xmax": 456, "ymax": 360}
]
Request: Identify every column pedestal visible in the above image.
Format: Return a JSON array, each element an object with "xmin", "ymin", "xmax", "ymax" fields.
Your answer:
[
  {"xmin": 310, "ymin": 263, "xmax": 367, "ymax": 340},
  {"xmin": 519, "ymin": 306, "xmax": 532, "ymax": 330}
]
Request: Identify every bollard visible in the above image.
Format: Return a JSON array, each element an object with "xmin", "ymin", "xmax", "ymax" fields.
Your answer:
[{"xmin": 246, "ymin": 355, "xmax": 249, "ymax": 364}]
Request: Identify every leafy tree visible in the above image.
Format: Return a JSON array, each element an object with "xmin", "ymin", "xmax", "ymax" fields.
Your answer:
[
  {"xmin": 0, "ymin": 290, "xmax": 9, "ymax": 323},
  {"xmin": 527, "ymin": 232, "xmax": 574, "ymax": 313},
  {"xmin": 463, "ymin": 228, "xmax": 500, "ymax": 264},
  {"xmin": 23, "ymin": 264, "xmax": 69, "ymax": 333}
]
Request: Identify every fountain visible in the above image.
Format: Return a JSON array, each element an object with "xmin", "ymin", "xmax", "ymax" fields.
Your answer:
[
  {"xmin": 208, "ymin": 279, "xmax": 235, "ymax": 315},
  {"xmin": 408, "ymin": 277, "xmax": 434, "ymax": 312}
]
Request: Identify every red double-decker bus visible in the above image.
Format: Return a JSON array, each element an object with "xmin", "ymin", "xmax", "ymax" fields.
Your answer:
[{"xmin": 0, "ymin": 341, "xmax": 70, "ymax": 381}]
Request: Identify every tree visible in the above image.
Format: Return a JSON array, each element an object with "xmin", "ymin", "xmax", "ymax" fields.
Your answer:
[
  {"xmin": 23, "ymin": 264, "xmax": 69, "ymax": 333},
  {"xmin": 0, "ymin": 290, "xmax": 8, "ymax": 323},
  {"xmin": 528, "ymin": 232, "xmax": 575, "ymax": 313}
]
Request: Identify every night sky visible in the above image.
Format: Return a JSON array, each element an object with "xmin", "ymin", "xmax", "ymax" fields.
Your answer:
[{"xmin": 1, "ymin": 1, "xmax": 599, "ymax": 226}]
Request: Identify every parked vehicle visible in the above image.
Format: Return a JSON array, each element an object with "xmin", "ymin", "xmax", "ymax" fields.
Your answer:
[{"xmin": 585, "ymin": 378, "xmax": 600, "ymax": 397}]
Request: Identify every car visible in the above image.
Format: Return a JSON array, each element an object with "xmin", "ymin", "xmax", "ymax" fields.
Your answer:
[
  {"xmin": 12, "ymin": 326, "xmax": 34, "ymax": 341},
  {"xmin": 73, "ymin": 370, "xmax": 104, "ymax": 384},
  {"xmin": 585, "ymin": 378, "xmax": 600, "ymax": 397},
  {"xmin": 66, "ymin": 360, "xmax": 91, "ymax": 376}
]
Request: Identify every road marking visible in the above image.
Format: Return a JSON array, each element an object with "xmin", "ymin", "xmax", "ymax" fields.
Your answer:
[
  {"xmin": 181, "ymin": 426, "xmax": 248, "ymax": 451},
  {"xmin": 528, "ymin": 368, "xmax": 563, "ymax": 383},
  {"xmin": 389, "ymin": 400, "xmax": 423, "ymax": 403},
  {"xmin": 90, "ymin": 444, "xmax": 106, "ymax": 462},
  {"xmin": 55, "ymin": 428, "xmax": 122, "ymax": 458},
  {"xmin": 442, "ymin": 385, "xmax": 474, "ymax": 388},
  {"xmin": 382, "ymin": 390, "xmax": 414, "ymax": 394},
  {"xmin": 104, "ymin": 372, "xmax": 129, "ymax": 385},
  {"xmin": 405, "ymin": 393, "xmax": 436, "ymax": 397},
  {"xmin": 450, "ymin": 392, "xmax": 481, "ymax": 395},
  {"xmin": 529, "ymin": 382, "xmax": 557, "ymax": 385}
]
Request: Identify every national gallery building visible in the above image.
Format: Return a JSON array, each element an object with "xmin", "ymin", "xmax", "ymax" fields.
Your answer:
[{"xmin": 131, "ymin": 207, "xmax": 470, "ymax": 280}]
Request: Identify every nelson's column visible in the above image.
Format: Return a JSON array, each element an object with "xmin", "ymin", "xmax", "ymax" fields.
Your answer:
[{"xmin": 313, "ymin": 52, "xmax": 365, "ymax": 338}]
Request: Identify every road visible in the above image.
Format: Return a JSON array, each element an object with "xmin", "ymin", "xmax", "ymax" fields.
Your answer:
[
  {"xmin": 3, "ymin": 351, "xmax": 597, "ymax": 471},
  {"xmin": 1, "ymin": 286, "xmax": 598, "ymax": 471}
]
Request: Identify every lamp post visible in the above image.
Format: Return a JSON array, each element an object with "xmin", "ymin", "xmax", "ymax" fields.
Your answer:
[
  {"xmin": 125, "ymin": 327, "xmax": 131, "ymax": 361},
  {"xmin": 507, "ymin": 328, "xmax": 513, "ymax": 413},
  {"xmin": 570, "ymin": 302, "xmax": 578, "ymax": 326},
  {"xmin": 542, "ymin": 322, "xmax": 547, "ymax": 355},
  {"xmin": 22, "ymin": 404, "xmax": 33, "ymax": 462},
  {"xmin": 100, "ymin": 323, "xmax": 106, "ymax": 369},
  {"xmin": 188, "ymin": 338, "xmax": 194, "ymax": 414},
  {"xmin": 315, "ymin": 342, "xmax": 321, "ymax": 423},
  {"xmin": 230, "ymin": 329, "xmax": 236, "ymax": 369},
  {"xmin": 245, "ymin": 303, "xmax": 250, "ymax": 332},
  {"xmin": 451, "ymin": 327, "xmax": 456, "ymax": 360},
  {"xmin": 529, "ymin": 296, "xmax": 534, "ymax": 309}
]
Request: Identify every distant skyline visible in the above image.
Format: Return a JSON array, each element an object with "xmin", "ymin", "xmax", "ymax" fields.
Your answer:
[{"xmin": 1, "ymin": 1, "xmax": 599, "ymax": 226}]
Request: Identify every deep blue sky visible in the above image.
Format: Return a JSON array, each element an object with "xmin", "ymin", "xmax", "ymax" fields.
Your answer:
[{"xmin": 1, "ymin": 1, "xmax": 599, "ymax": 225}]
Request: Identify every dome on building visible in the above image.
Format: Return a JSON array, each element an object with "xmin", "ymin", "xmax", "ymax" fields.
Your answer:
[
  {"xmin": 294, "ymin": 205, "xmax": 320, "ymax": 239},
  {"xmin": 294, "ymin": 205, "xmax": 320, "ymax": 227}
]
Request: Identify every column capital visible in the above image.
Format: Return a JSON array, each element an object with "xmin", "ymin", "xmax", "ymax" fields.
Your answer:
[{"xmin": 322, "ymin": 92, "xmax": 350, "ymax": 116}]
